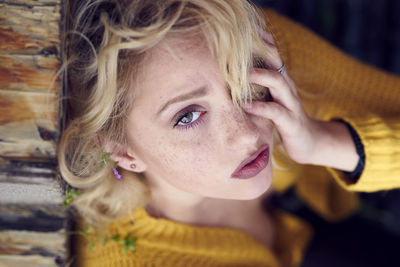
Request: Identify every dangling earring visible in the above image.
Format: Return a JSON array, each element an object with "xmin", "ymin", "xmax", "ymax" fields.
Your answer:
[
  {"xmin": 112, "ymin": 168, "xmax": 122, "ymax": 181},
  {"xmin": 100, "ymin": 152, "xmax": 123, "ymax": 181},
  {"xmin": 130, "ymin": 163, "xmax": 136, "ymax": 169}
]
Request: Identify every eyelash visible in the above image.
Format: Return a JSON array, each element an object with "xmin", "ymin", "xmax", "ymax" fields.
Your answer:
[{"xmin": 173, "ymin": 108, "xmax": 206, "ymax": 131}]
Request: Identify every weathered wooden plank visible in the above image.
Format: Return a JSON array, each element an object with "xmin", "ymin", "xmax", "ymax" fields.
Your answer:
[
  {"xmin": 0, "ymin": 139, "xmax": 56, "ymax": 158},
  {"xmin": 0, "ymin": 1, "xmax": 66, "ymax": 265},
  {"xmin": 0, "ymin": 55, "xmax": 59, "ymax": 92},
  {"xmin": 0, "ymin": 254, "xmax": 61, "ymax": 267},
  {"xmin": 0, "ymin": 159, "xmax": 56, "ymax": 181},
  {"xmin": 0, "ymin": 89, "xmax": 58, "ymax": 158},
  {"xmin": 0, "ymin": 204, "xmax": 67, "ymax": 264},
  {"xmin": 0, "ymin": 124, "xmax": 57, "ymax": 158},
  {"xmin": 0, "ymin": 2, "xmax": 60, "ymax": 23},
  {"xmin": 0, "ymin": 90, "xmax": 58, "ymax": 125},
  {"xmin": 0, "ymin": 26, "xmax": 60, "ymax": 55},
  {"xmin": 0, "ymin": 182, "xmax": 63, "ymax": 206},
  {"xmin": 0, "ymin": 230, "xmax": 66, "ymax": 256},
  {"xmin": 0, "ymin": 2, "xmax": 60, "ymax": 22},
  {"xmin": 0, "ymin": 204, "xmax": 65, "ymax": 232},
  {"xmin": 0, "ymin": 0, "xmax": 60, "ymax": 8},
  {"xmin": 0, "ymin": 0, "xmax": 61, "ymax": 158},
  {"xmin": 0, "ymin": 2, "xmax": 60, "ymax": 54}
]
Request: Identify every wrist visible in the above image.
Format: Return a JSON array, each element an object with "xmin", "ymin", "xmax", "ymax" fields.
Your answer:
[{"xmin": 308, "ymin": 120, "xmax": 359, "ymax": 171}]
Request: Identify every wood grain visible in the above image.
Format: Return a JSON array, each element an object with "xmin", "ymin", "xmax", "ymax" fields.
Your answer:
[
  {"xmin": 0, "ymin": 183, "xmax": 63, "ymax": 205},
  {"xmin": 0, "ymin": 0, "xmax": 62, "ymax": 160},
  {"xmin": 0, "ymin": 1, "xmax": 66, "ymax": 265},
  {"xmin": 0, "ymin": 1, "xmax": 60, "ymax": 55},
  {"xmin": 0, "ymin": 55, "xmax": 59, "ymax": 92},
  {"xmin": 0, "ymin": 203, "xmax": 67, "ymax": 265},
  {"xmin": 0, "ymin": 159, "xmax": 56, "ymax": 181},
  {"xmin": 0, "ymin": 254, "xmax": 61, "ymax": 267},
  {"xmin": 0, "ymin": 90, "xmax": 58, "ymax": 158},
  {"xmin": 0, "ymin": 230, "xmax": 66, "ymax": 256}
]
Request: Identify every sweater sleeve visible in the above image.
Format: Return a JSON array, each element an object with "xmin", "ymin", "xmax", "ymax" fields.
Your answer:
[
  {"xmin": 263, "ymin": 9, "xmax": 400, "ymax": 194},
  {"xmin": 326, "ymin": 115, "xmax": 400, "ymax": 192}
]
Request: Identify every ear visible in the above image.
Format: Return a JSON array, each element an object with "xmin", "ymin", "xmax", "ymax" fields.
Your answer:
[{"xmin": 103, "ymin": 141, "xmax": 147, "ymax": 173}]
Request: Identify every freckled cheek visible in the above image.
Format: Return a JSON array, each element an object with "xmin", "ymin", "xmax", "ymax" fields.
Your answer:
[
  {"xmin": 252, "ymin": 116, "xmax": 274, "ymax": 138},
  {"xmin": 157, "ymin": 136, "xmax": 215, "ymax": 176}
]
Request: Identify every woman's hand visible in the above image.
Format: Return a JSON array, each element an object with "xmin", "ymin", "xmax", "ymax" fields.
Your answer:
[
  {"xmin": 245, "ymin": 29, "xmax": 359, "ymax": 171},
  {"xmin": 245, "ymin": 68, "xmax": 322, "ymax": 165},
  {"xmin": 245, "ymin": 68, "xmax": 359, "ymax": 171}
]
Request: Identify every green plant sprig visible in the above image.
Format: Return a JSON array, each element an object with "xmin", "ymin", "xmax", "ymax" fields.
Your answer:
[
  {"xmin": 110, "ymin": 233, "xmax": 138, "ymax": 254},
  {"xmin": 63, "ymin": 184, "xmax": 80, "ymax": 206},
  {"xmin": 69, "ymin": 225, "xmax": 138, "ymax": 253},
  {"xmin": 100, "ymin": 152, "xmax": 119, "ymax": 169},
  {"xmin": 63, "ymin": 155, "xmax": 136, "ymax": 253}
]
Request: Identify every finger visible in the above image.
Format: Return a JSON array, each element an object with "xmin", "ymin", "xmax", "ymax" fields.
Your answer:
[
  {"xmin": 256, "ymin": 25, "xmax": 275, "ymax": 45},
  {"xmin": 255, "ymin": 26, "xmax": 284, "ymax": 70},
  {"xmin": 254, "ymin": 25, "xmax": 284, "ymax": 69},
  {"xmin": 244, "ymin": 101, "xmax": 293, "ymax": 133},
  {"xmin": 249, "ymin": 68, "xmax": 299, "ymax": 111},
  {"xmin": 281, "ymin": 71, "xmax": 299, "ymax": 98},
  {"xmin": 266, "ymin": 44, "xmax": 283, "ymax": 70}
]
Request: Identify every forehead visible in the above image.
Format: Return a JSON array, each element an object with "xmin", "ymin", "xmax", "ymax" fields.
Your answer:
[
  {"xmin": 132, "ymin": 36, "xmax": 219, "ymax": 106},
  {"xmin": 147, "ymin": 37, "xmax": 208, "ymax": 72}
]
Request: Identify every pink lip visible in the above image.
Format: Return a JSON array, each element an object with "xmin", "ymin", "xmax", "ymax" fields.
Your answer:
[{"xmin": 231, "ymin": 144, "xmax": 269, "ymax": 179}]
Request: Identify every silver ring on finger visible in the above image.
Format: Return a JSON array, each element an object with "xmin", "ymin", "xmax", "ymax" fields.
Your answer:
[{"xmin": 277, "ymin": 63, "xmax": 286, "ymax": 75}]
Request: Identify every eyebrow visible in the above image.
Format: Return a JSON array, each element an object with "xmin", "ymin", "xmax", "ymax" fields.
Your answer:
[{"xmin": 157, "ymin": 86, "xmax": 208, "ymax": 115}]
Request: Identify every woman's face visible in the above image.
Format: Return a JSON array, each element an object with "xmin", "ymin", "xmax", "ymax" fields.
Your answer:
[{"xmin": 125, "ymin": 36, "xmax": 274, "ymax": 200}]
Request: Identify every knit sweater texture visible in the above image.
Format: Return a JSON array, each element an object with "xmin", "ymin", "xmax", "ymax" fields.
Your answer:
[{"xmin": 76, "ymin": 9, "xmax": 400, "ymax": 267}]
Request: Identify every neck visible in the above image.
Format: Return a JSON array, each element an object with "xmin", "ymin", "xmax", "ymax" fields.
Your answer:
[
  {"xmin": 145, "ymin": 191, "xmax": 262, "ymax": 227},
  {"xmin": 144, "ymin": 175, "xmax": 270, "ymax": 223},
  {"xmin": 141, "ymin": 172, "xmax": 274, "ymax": 248},
  {"xmin": 144, "ymin": 185, "xmax": 275, "ymax": 248}
]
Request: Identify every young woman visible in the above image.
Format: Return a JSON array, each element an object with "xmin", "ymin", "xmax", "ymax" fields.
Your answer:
[{"xmin": 59, "ymin": 0, "xmax": 400, "ymax": 266}]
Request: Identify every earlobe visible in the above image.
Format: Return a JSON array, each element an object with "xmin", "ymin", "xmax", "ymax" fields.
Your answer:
[
  {"xmin": 112, "ymin": 152, "xmax": 146, "ymax": 173},
  {"xmin": 103, "ymin": 142, "xmax": 146, "ymax": 173}
]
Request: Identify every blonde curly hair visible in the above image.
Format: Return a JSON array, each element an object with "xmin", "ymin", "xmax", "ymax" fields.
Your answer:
[{"xmin": 59, "ymin": 0, "xmax": 275, "ymax": 228}]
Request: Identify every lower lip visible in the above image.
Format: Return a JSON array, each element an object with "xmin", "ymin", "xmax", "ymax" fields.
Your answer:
[{"xmin": 231, "ymin": 148, "xmax": 269, "ymax": 179}]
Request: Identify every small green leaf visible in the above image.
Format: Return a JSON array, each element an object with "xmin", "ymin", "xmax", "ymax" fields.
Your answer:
[
  {"xmin": 128, "ymin": 242, "xmax": 135, "ymax": 251},
  {"xmin": 100, "ymin": 152, "xmax": 113, "ymax": 168},
  {"xmin": 107, "ymin": 233, "xmax": 138, "ymax": 253},
  {"xmin": 101, "ymin": 152, "xmax": 113, "ymax": 161},
  {"xmin": 69, "ymin": 188, "xmax": 79, "ymax": 197},
  {"xmin": 111, "ymin": 234, "xmax": 120, "ymax": 241},
  {"xmin": 81, "ymin": 226, "xmax": 92, "ymax": 235},
  {"xmin": 89, "ymin": 240, "xmax": 95, "ymax": 251},
  {"xmin": 123, "ymin": 234, "xmax": 137, "ymax": 252},
  {"xmin": 64, "ymin": 185, "xmax": 80, "ymax": 206},
  {"xmin": 103, "ymin": 236, "xmax": 108, "ymax": 246}
]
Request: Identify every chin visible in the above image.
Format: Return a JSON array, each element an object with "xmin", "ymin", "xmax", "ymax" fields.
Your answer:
[{"xmin": 232, "ymin": 168, "xmax": 273, "ymax": 200}]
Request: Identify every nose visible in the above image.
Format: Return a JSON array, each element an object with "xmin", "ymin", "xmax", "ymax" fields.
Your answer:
[{"xmin": 219, "ymin": 103, "xmax": 259, "ymax": 150}]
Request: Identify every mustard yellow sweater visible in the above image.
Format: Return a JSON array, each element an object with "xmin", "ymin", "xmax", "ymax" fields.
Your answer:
[
  {"xmin": 264, "ymin": 9, "xmax": 400, "ymax": 221},
  {"xmin": 76, "ymin": 9, "xmax": 400, "ymax": 267}
]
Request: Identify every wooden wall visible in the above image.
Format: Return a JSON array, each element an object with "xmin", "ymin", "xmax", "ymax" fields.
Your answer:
[{"xmin": 0, "ymin": 0, "xmax": 67, "ymax": 266}]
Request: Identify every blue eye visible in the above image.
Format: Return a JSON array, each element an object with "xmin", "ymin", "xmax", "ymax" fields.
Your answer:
[{"xmin": 174, "ymin": 110, "xmax": 205, "ymax": 131}]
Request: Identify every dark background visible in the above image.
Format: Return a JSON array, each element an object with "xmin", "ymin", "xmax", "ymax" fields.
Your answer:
[
  {"xmin": 252, "ymin": 1, "xmax": 400, "ymax": 266},
  {"xmin": 253, "ymin": 0, "xmax": 400, "ymax": 75}
]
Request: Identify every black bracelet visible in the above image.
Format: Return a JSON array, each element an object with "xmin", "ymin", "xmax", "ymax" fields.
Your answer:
[{"xmin": 334, "ymin": 119, "xmax": 365, "ymax": 181}]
